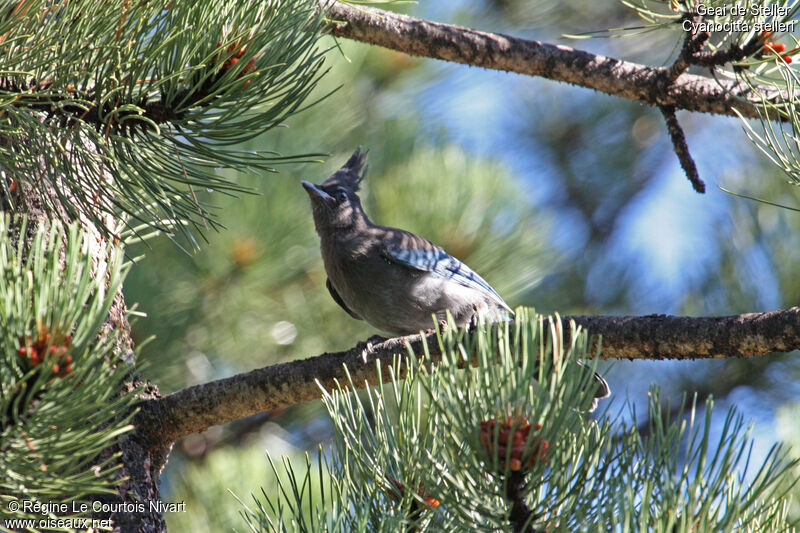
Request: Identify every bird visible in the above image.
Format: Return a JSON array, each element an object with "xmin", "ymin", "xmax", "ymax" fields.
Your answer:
[
  {"xmin": 302, "ymin": 148, "xmax": 609, "ymax": 409},
  {"xmin": 301, "ymin": 148, "xmax": 512, "ymax": 336}
]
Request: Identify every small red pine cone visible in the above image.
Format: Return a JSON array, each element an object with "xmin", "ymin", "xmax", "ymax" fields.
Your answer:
[
  {"xmin": 386, "ymin": 476, "xmax": 438, "ymax": 510},
  {"xmin": 423, "ymin": 496, "xmax": 440, "ymax": 509},
  {"xmin": 19, "ymin": 329, "xmax": 73, "ymax": 372},
  {"xmin": 223, "ymin": 56, "xmax": 239, "ymax": 71},
  {"xmin": 52, "ymin": 361, "xmax": 74, "ymax": 377},
  {"xmin": 783, "ymin": 55, "xmax": 793, "ymax": 64},
  {"xmin": 231, "ymin": 42, "xmax": 247, "ymax": 58},
  {"xmin": 242, "ymin": 58, "xmax": 255, "ymax": 75},
  {"xmin": 770, "ymin": 43, "xmax": 787, "ymax": 53},
  {"xmin": 481, "ymin": 417, "xmax": 550, "ymax": 470},
  {"xmin": 49, "ymin": 345, "xmax": 67, "ymax": 357},
  {"xmin": 238, "ymin": 58, "xmax": 256, "ymax": 87},
  {"xmin": 415, "ymin": 482, "xmax": 439, "ymax": 509},
  {"xmin": 498, "ymin": 428, "xmax": 511, "ymax": 444},
  {"xmin": 528, "ymin": 437, "xmax": 550, "ymax": 465},
  {"xmin": 219, "ymin": 39, "xmax": 247, "ymax": 69},
  {"xmin": 481, "ymin": 417, "xmax": 538, "ymax": 468},
  {"xmin": 19, "ymin": 336, "xmax": 40, "ymax": 366}
]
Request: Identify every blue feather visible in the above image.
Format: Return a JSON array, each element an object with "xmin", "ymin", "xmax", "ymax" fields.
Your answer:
[{"xmin": 384, "ymin": 244, "xmax": 510, "ymax": 309}]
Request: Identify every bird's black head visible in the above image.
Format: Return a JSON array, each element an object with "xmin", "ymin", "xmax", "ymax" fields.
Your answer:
[{"xmin": 302, "ymin": 148, "xmax": 369, "ymax": 234}]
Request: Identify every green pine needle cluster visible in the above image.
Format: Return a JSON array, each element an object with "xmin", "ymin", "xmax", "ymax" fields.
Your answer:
[
  {"xmin": 0, "ymin": 218, "xmax": 137, "ymax": 522},
  {"xmin": 736, "ymin": 67, "xmax": 800, "ymax": 211},
  {"xmin": 0, "ymin": 0, "xmax": 327, "ymax": 247},
  {"xmin": 239, "ymin": 310, "xmax": 798, "ymax": 532}
]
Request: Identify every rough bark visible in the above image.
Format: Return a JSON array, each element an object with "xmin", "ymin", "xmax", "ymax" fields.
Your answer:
[
  {"xmin": 567, "ymin": 308, "xmax": 800, "ymax": 360},
  {"xmin": 136, "ymin": 307, "xmax": 800, "ymax": 451},
  {"xmin": 320, "ymin": 1, "xmax": 782, "ymax": 121}
]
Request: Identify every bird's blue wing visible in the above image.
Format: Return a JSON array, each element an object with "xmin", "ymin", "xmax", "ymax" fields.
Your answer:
[
  {"xmin": 384, "ymin": 245, "xmax": 446, "ymax": 272},
  {"xmin": 383, "ymin": 241, "xmax": 510, "ymax": 310}
]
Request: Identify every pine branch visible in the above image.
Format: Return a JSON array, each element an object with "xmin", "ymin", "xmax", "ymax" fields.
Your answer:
[
  {"xmin": 135, "ymin": 307, "xmax": 800, "ymax": 450},
  {"xmin": 318, "ymin": 1, "xmax": 787, "ymax": 121},
  {"xmin": 0, "ymin": 217, "xmax": 164, "ymax": 530},
  {"xmin": 245, "ymin": 332, "xmax": 797, "ymax": 530},
  {"xmin": 1, "ymin": 0, "xmax": 327, "ymax": 246},
  {"xmin": 0, "ymin": 70, "xmax": 224, "ymax": 136}
]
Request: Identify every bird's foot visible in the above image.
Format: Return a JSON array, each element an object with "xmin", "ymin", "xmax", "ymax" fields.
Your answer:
[{"xmin": 360, "ymin": 335, "xmax": 386, "ymax": 363}]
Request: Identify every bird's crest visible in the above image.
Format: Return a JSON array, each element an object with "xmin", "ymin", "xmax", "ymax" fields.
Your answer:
[{"xmin": 321, "ymin": 148, "xmax": 368, "ymax": 192}]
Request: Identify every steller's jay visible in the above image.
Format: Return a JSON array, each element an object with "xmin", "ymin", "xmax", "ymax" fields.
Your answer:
[
  {"xmin": 302, "ymin": 148, "xmax": 511, "ymax": 335},
  {"xmin": 302, "ymin": 149, "xmax": 609, "ymax": 408}
]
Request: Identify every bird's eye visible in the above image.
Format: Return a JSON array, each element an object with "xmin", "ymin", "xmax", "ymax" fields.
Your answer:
[{"xmin": 335, "ymin": 191, "xmax": 348, "ymax": 202}]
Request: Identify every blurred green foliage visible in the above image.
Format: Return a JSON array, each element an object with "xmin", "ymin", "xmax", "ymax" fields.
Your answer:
[{"xmin": 161, "ymin": 439, "xmax": 301, "ymax": 532}]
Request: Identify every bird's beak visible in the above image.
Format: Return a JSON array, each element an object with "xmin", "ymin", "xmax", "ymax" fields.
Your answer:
[{"xmin": 301, "ymin": 180, "xmax": 333, "ymax": 202}]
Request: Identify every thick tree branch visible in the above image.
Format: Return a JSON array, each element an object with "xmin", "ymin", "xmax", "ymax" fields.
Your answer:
[
  {"xmin": 320, "ymin": 1, "xmax": 784, "ymax": 121},
  {"xmin": 136, "ymin": 307, "xmax": 800, "ymax": 449},
  {"xmin": 568, "ymin": 307, "xmax": 800, "ymax": 360}
]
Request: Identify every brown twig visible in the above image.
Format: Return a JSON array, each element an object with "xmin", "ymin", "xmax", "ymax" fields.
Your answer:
[
  {"xmin": 667, "ymin": 18, "xmax": 710, "ymax": 81},
  {"xmin": 507, "ymin": 470, "xmax": 535, "ymax": 533},
  {"xmin": 659, "ymin": 105, "xmax": 705, "ymax": 193}
]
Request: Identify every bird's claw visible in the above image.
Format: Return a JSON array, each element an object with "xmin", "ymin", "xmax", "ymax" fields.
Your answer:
[
  {"xmin": 360, "ymin": 335, "xmax": 386, "ymax": 363},
  {"xmin": 467, "ymin": 308, "xmax": 481, "ymax": 333}
]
